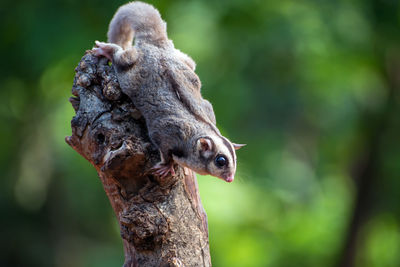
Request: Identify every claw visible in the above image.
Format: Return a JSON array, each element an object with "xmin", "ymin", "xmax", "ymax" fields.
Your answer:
[
  {"xmin": 151, "ymin": 162, "xmax": 176, "ymax": 178},
  {"xmin": 92, "ymin": 41, "xmax": 115, "ymax": 61}
]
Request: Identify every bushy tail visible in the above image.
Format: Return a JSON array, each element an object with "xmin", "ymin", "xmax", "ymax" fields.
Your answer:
[{"xmin": 107, "ymin": 1, "xmax": 167, "ymax": 49}]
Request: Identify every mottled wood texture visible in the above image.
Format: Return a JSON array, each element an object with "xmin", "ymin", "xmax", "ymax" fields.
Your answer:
[{"xmin": 66, "ymin": 51, "xmax": 211, "ymax": 267}]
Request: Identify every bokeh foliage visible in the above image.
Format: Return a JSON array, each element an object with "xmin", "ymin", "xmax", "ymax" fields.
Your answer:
[{"xmin": 1, "ymin": 0, "xmax": 400, "ymax": 266}]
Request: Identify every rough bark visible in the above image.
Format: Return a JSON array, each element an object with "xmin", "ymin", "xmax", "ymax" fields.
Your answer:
[{"xmin": 66, "ymin": 51, "xmax": 211, "ymax": 267}]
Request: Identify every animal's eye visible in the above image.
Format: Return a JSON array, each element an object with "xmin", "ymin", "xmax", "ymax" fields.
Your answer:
[{"xmin": 215, "ymin": 155, "xmax": 227, "ymax": 168}]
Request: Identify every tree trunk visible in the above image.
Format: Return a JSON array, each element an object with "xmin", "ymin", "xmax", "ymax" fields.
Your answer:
[{"xmin": 66, "ymin": 51, "xmax": 211, "ymax": 267}]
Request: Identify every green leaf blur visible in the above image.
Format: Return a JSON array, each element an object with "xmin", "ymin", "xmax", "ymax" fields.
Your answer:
[{"xmin": 1, "ymin": 0, "xmax": 399, "ymax": 266}]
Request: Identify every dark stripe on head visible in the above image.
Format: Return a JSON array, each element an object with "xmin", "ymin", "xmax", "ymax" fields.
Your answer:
[{"xmin": 221, "ymin": 136, "xmax": 235, "ymax": 164}]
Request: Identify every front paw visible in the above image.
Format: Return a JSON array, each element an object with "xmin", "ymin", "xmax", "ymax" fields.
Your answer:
[{"xmin": 151, "ymin": 162, "xmax": 176, "ymax": 178}]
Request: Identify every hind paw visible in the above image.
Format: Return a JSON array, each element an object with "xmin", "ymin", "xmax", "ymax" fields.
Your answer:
[{"xmin": 92, "ymin": 41, "xmax": 119, "ymax": 61}]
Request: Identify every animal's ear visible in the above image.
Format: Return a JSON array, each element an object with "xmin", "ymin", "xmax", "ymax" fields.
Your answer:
[
  {"xmin": 233, "ymin": 143, "xmax": 246, "ymax": 150},
  {"xmin": 197, "ymin": 137, "xmax": 213, "ymax": 152}
]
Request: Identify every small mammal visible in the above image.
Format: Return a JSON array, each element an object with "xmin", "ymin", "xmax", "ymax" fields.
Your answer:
[{"xmin": 93, "ymin": 1, "xmax": 244, "ymax": 182}]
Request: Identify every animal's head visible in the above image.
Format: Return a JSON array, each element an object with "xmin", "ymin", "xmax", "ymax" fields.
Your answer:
[{"xmin": 194, "ymin": 135, "xmax": 245, "ymax": 182}]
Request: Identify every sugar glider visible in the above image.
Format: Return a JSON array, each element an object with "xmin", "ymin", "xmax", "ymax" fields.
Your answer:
[{"xmin": 93, "ymin": 1, "xmax": 244, "ymax": 182}]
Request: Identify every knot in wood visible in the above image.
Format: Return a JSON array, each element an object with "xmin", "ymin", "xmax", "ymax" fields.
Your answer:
[{"xmin": 103, "ymin": 81, "xmax": 122, "ymax": 101}]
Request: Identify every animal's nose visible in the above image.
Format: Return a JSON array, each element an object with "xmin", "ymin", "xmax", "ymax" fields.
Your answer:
[{"xmin": 224, "ymin": 174, "xmax": 234, "ymax": 183}]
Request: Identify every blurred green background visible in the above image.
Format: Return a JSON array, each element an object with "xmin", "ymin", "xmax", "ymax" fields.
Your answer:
[{"xmin": 1, "ymin": 0, "xmax": 400, "ymax": 266}]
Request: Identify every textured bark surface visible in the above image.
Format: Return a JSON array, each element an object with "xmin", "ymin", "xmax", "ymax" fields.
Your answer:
[{"xmin": 66, "ymin": 51, "xmax": 211, "ymax": 267}]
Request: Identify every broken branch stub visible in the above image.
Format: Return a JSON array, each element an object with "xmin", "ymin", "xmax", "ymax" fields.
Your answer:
[{"xmin": 66, "ymin": 51, "xmax": 211, "ymax": 267}]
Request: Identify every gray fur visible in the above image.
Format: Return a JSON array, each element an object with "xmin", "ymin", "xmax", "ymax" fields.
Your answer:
[{"xmin": 93, "ymin": 1, "xmax": 240, "ymax": 182}]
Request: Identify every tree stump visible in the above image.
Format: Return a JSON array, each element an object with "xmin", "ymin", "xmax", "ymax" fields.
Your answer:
[{"xmin": 66, "ymin": 51, "xmax": 211, "ymax": 267}]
